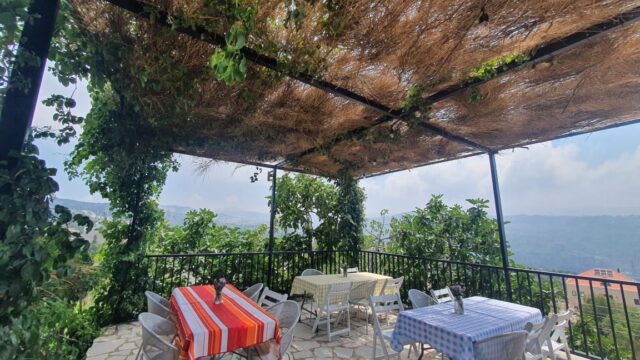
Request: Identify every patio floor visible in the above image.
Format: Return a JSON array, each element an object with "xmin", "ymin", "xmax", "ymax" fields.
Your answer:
[
  {"xmin": 85, "ymin": 310, "xmax": 441, "ymax": 360},
  {"xmin": 85, "ymin": 309, "xmax": 583, "ymax": 360}
]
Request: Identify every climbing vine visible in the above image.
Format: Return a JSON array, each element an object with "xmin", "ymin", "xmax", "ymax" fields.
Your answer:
[{"xmin": 0, "ymin": 142, "xmax": 93, "ymax": 324}]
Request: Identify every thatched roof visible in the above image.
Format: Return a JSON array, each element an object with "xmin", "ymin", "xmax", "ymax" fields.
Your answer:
[{"xmin": 71, "ymin": 0, "xmax": 640, "ymax": 178}]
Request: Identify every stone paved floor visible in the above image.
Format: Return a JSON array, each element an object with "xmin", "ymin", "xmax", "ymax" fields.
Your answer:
[
  {"xmin": 86, "ymin": 310, "xmax": 440, "ymax": 360},
  {"xmin": 85, "ymin": 310, "xmax": 582, "ymax": 360}
]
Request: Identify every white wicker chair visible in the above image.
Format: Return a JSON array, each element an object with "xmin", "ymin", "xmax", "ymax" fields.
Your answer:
[
  {"xmin": 300, "ymin": 269, "xmax": 323, "ymax": 318},
  {"xmin": 242, "ymin": 283, "xmax": 264, "ymax": 302},
  {"xmin": 542, "ymin": 310, "xmax": 573, "ymax": 360},
  {"xmin": 301, "ymin": 268, "xmax": 324, "ymax": 276},
  {"xmin": 381, "ymin": 276, "xmax": 404, "ymax": 296},
  {"xmin": 408, "ymin": 289, "xmax": 438, "ymax": 309},
  {"xmin": 240, "ymin": 300, "xmax": 301, "ymax": 360},
  {"xmin": 145, "ymin": 291, "xmax": 175, "ymax": 322},
  {"xmin": 137, "ymin": 312, "xmax": 178, "ymax": 360},
  {"xmin": 311, "ymin": 282, "xmax": 352, "ymax": 341},
  {"xmin": 430, "ymin": 287, "xmax": 454, "ymax": 303},
  {"xmin": 525, "ymin": 314, "xmax": 558, "ymax": 360},
  {"xmin": 474, "ymin": 331, "xmax": 528, "ymax": 360},
  {"xmin": 348, "ymin": 280, "xmax": 378, "ymax": 334},
  {"xmin": 258, "ymin": 287, "xmax": 288, "ymax": 308}
]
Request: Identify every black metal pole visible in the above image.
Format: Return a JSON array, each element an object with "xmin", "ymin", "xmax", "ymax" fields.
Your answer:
[
  {"xmin": 266, "ymin": 167, "xmax": 277, "ymax": 288},
  {"xmin": 0, "ymin": 0, "xmax": 60, "ymax": 161},
  {"xmin": 489, "ymin": 152, "xmax": 513, "ymax": 301}
]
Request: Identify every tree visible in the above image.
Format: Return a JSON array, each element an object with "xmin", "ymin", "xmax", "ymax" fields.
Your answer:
[
  {"xmin": 274, "ymin": 174, "xmax": 338, "ymax": 252},
  {"xmin": 274, "ymin": 173, "xmax": 365, "ymax": 257},
  {"xmin": 334, "ymin": 173, "xmax": 365, "ymax": 265},
  {"xmin": 387, "ymin": 195, "xmax": 505, "ymax": 265},
  {"xmin": 363, "ymin": 209, "xmax": 390, "ymax": 251}
]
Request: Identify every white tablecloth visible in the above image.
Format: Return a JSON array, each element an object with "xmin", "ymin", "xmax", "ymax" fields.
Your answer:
[{"xmin": 390, "ymin": 296, "xmax": 542, "ymax": 360}]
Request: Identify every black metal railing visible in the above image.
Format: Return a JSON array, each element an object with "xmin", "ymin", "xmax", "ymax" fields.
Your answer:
[{"xmin": 143, "ymin": 250, "xmax": 640, "ymax": 360}]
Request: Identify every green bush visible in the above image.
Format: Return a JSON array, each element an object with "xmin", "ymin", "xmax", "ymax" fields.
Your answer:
[
  {"xmin": 0, "ymin": 300, "xmax": 98, "ymax": 360},
  {"xmin": 90, "ymin": 220, "xmax": 150, "ymax": 326}
]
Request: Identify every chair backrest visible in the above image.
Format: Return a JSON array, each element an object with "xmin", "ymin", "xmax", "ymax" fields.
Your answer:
[
  {"xmin": 347, "ymin": 267, "xmax": 358, "ymax": 273},
  {"xmin": 550, "ymin": 309, "xmax": 572, "ymax": 342},
  {"xmin": 525, "ymin": 314, "xmax": 558, "ymax": 355},
  {"xmin": 369, "ymin": 293, "xmax": 405, "ymax": 330},
  {"xmin": 322, "ymin": 282, "xmax": 352, "ymax": 308},
  {"xmin": 258, "ymin": 287, "xmax": 289, "ymax": 308},
  {"xmin": 266, "ymin": 300, "xmax": 301, "ymax": 335},
  {"xmin": 408, "ymin": 289, "xmax": 438, "ymax": 309},
  {"xmin": 242, "ymin": 283, "xmax": 264, "ymax": 302},
  {"xmin": 301, "ymin": 268, "xmax": 324, "ymax": 276},
  {"xmin": 139, "ymin": 312, "xmax": 178, "ymax": 360},
  {"xmin": 145, "ymin": 291, "xmax": 173, "ymax": 320},
  {"xmin": 473, "ymin": 331, "xmax": 528, "ymax": 360},
  {"xmin": 381, "ymin": 276, "xmax": 404, "ymax": 295},
  {"xmin": 430, "ymin": 287, "xmax": 454, "ymax": 303},
  {"xmin": 349, "ymin": 280, "xmax": 378, "ymax": 302}
]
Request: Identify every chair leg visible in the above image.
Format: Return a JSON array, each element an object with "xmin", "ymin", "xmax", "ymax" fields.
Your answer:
[
  {"xmin": 134, "ymin": 345, "xmax": 142, "ymax": 360},
  {"xmin": 564, "ymin": 346, "xmax": 571, "ymax": 360},
  {"xmin": 365, "ymin": 306, "xmax": 369, "ymax": 335},
  {"xmin": 327, "ymin": 310, "xmax": 332, "ymax": 342},
  {"xmin": 347, "ymin": 307, "xmax": 351, "ymax": 337},
  {"xmin": 311, "ymin": 310, "xmax": 321, "ymax": 334}
]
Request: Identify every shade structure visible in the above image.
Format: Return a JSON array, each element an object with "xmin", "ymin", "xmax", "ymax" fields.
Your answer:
[{"xmin": 68, "ymin": 0, "xmax": 640, "ymax": 177}]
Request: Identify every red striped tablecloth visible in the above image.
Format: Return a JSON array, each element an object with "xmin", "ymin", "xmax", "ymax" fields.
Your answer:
[{"xmin": 170, "ymin": 284, "xmax": 280, "ymax": 360}]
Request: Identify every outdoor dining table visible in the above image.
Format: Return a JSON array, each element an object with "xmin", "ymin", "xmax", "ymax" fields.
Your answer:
[
  {"xmin": 170, "ymin": 284, "xmax": 280, "ymax": 360},
  {"xmin": 289, "ymin": 271, "xmax": 390, "ymax": 304},
  {"xmin": 390, "ymin": 296, "xmax": 543, "ymax": 360}
]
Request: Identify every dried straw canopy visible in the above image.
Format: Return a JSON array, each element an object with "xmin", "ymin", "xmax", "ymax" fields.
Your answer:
[{"xmin": 70, "ymin": 0, "xmax": 640, "ymax": 178}]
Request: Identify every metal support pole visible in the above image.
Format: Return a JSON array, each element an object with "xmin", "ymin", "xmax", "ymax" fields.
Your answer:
[
  {"xmin": 0, "ymin": 0, "xmax": 60, "ymax": 161},
  {"xmin": 489, "ymin": 152, "xmax": 513, "ymax": 301},
  {"xmin": 266, "ymin": 167, "xmax": 277, "ymax": 288}
]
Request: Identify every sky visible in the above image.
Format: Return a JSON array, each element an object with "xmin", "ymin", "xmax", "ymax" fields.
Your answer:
[{"xmin": 32, "ymin": 66, "xmax": 640, "ymax": 218}]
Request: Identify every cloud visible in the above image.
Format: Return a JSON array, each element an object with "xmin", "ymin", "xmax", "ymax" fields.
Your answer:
[{"xmin": 363, "ymin": 141, "xmax": 640, "ymax": 217}]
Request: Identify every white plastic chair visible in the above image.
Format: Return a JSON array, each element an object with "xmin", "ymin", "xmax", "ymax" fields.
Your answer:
[
  {"xmin": 240, "ymin": 300, "xmax": 301, "ymax": 360},
  {"xmin": 474, "ymin": 331, "xmax": 528, "ymax": 360},
  {"xmin": 524, "ymin": 314, "xmax": 558, "ymax": 360},
  {"xmin": 430, "ymin": 287, "xmax": 454, "ymax": 303},
  {"xmin": 369, "ymin": 293, "xmax": 417, "ymax": 360},
  {"xmin": 408, "ymin": 289, "xmax": 438, "ymax": 309},
  {"xmin": 311, "ymin": 282, "xmax": 352, "ymax": 341},
  {"xmin": 381, "ymin": 276, "xmax": 404, "ymax": 295},
  {"xmin": 348, "ymin": 280, "xmax": 378, "ymax": 334},
  {"xmin": 242, "ymin": 283, "xmax": 264, "ymax": 302},
  {"xmin": 137, "ymin": 312, "xmax": 178, "ymax": 360},
  {"xmin": 301, "ymin": 268, "xmax": 324, "ymax": 276},
  {"xmin": 145, "ymin": 291, "xmax": 175, "ymax": 322},
  {"xmin": 542, "ymin": 310, "xmax": 573, "ymax": 360},
  {"xmin": 258, "ymin": 287, "xmax": 289, "ymax": 308}
]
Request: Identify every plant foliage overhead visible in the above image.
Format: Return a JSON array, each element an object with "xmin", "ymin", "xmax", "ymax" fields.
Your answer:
[{"xmin": 56, "ymin": 0, "xmax": 640, "ymax": 179}]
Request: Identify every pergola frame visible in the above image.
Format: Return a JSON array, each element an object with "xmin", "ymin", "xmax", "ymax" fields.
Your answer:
[{"xmin": 3, "ymin": 0, "xmax": 640, "ymax": 301}]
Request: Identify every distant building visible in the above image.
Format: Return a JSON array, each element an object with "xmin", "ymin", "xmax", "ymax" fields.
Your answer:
[{"xmin": 566, "ymin": 268, "xmax": 639, "ymax": 309}]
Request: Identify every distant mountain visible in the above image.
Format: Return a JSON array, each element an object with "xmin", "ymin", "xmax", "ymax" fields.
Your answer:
[
  {"xmin": 505, "ymin": 215, "xmax": 640, "ymax": 279},
  {"xmin": 54, "ymin": 198, "xmax": 640, "ymax": 279},
  {"xmin": 53, "ymin": 198, "xmax": 269, "ymax": 228}
]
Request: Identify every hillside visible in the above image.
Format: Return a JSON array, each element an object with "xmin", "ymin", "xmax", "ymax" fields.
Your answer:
[
  {"xmin": 54, "ymin": 198, "xmax": 269, "ymax": 227},
  {"xmin": 53, "ymin": 198, "xmax": 640, "ymax": 279}
]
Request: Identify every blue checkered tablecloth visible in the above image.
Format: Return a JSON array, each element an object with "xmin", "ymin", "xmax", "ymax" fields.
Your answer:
[{"xmin": 390, "ymin": 296, "xmax": 542, "ymax": 359}]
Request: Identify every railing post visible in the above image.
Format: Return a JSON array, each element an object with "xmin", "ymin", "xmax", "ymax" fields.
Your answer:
[
  {"xmin": 266, "ymin": 167, "xmax": 277, "ymax": 288},
  {"xmin": 489, "ymin": 152, "xmax": 513, "ymax": 301},
  {"xmin": 0, "ymin": 0, "xmax": 59, "ymax": 162}
]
